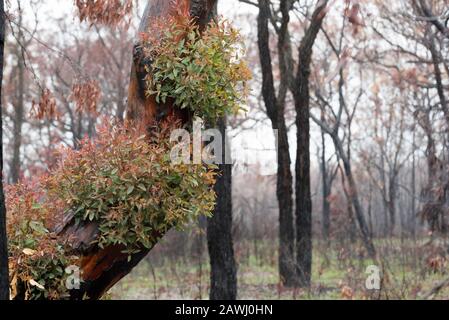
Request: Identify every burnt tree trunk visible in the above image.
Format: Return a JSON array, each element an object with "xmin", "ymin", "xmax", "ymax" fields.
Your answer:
[
  {"xmin": 312, "ymin": 117, "xmax": 377, "ymax": 258},
  {"xmin": 50, "ymin": 0, "xmax": 218, "ymax": 300},
  {"xmin": 294, "ymin": 70, "xmax": 312, "ymax": 287},
  {"xmin": 335, "ymin": 138, "xmax": 376, "ymax": 258},
  {"xmin": 293, "ymin": 0, "xmax": 328, "ymax": 288},
  {"xmin": 207, "ymin": 117, "xmax": 237, "ymax": 300},
  {"xmin": 388, "ymin": 175, "xmax": 397, "ymax": 236},
  {"xmin": 257, "ymin": 0, "xmax": 296, "ymax": 286},
  {"xmin": 276, "ymin": 119, "xmax": 296, "ymax": 285},
  {"xmin": 320, "ymin": 126, "xmax": 331, "ymax": 242},
  {"xmin": 0, "ymin": 0, "xmax": 9, "ymax": 301},
  {"xmin": 11, "ymin": 37, "xmax": 25, "ymax": 184}
]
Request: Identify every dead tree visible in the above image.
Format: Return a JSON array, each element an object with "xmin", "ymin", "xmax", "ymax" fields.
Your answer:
[
  {"xmin": 293, "ymin": 0, "xmax": 329, "ymax": 287},
  {"xmin": 207, "ymin": 117, "xmax": 237, "ymax": 300},
  {"xmin": 256, "ymin": 0, "xmax": 296, "ymax": 287}
]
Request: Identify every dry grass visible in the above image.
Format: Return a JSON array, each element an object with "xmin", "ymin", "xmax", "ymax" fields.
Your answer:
[{"xmin": 108, "ymin": 237, "xmax": 449, "ymax": 300}]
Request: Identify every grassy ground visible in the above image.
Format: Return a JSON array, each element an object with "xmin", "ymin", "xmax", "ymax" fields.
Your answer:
[{"xmin": 108, "ymin": 237, "xmax": 449, "ymax": 300}]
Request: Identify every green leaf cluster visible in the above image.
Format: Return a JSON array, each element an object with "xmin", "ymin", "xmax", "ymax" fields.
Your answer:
[
  {"xmin": 143, "ymin": 17, "xmax": 251, "ymax": 124},
  {"xmin": 46, "ymin": 124, "xmax": 217, "ymax": 254}
]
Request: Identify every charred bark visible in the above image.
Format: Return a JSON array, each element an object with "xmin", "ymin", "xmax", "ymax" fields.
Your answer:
[
  {"xmin": 293, "ymin": 0, "xmax": 328, "ymax": 288},
  {"xmin": 257, "ymin": 0, "xmax": 296, "ymax": 286},
  {"xmin": 207, "ymin": 117, "xmax": 237, "ymax": 300},
  {"xmin": 0, "ymin": 0, "xmax": 9, "ymax": 301}
]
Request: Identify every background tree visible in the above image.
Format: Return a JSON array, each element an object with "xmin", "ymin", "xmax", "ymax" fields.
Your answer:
[
  {"xmin": 255, "ymin": 0, "xmax": 329, "ymax": 288},
  {"xmin": 207, "ymin": 117, "xmax": 238, "ymax": 300},
  {"xmin": 256, "ymin": 0, "xmax": 296, "ymax": 287},
  {"xmin": 310, "ymin": 21, "xmax": 377, "ymax": 258},
  {"xmin": 0, "ymin": 0, "xmax": 9, "ymax": 301},
  {"xmin": 292, "ymin": 0, "xmax": 329, "ymax": 286},
  {"xmin": 197, "ymin": 0, "xmax": 239, "ymax": 301}
]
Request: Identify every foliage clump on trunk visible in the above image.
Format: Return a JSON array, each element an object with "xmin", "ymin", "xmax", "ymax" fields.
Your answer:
[
  {"xmin": 7, "ymin": 121, "xmax": 216, "ymax": 300},
  {"xmin": 142, "ymin": 14, "xmax": 251, "ymax": 123}
]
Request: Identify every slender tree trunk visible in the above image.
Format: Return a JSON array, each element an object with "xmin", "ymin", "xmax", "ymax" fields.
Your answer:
[
  {"xmin": 419, "ymin": 110, "xmax": 441, "ymax": 232},
  {"xmin": 429, "ymin": 36, "xmax": 449, "ymax": 143},
  {"xmin": 195, "ymin": 216, "xmax": 207, "ymax": 300},
  {"xmin": 320, "ymin": 128, "xmax": 330, "ymax": 242},
  {"xmin": 334, "ymin": 138, "xmax": 376, "ymax": 258},
  {"xmin": 207, "ymin": 117, "xmax": 237, "ymax": 300},
  {"xmin": 294, "ymin": 74, "xmax": 312, "ymax": 287},
  {"xmin": 276, "ymin": 121, "xmax": 296, "ymax": 285},
  {"xmin": 292, "ymin": 0, "xmax": 328, "ymax": 288},
  {"xmin": 11, "ymin": 42, "xmax": 24, "ymax": 184},
  {"xmin": 388, "ymin": 176, "xmax": 397, "ymax": 236},
  {"xmin": 256, "ymin": 0, "xmax": 296, "ymax": 286},
  {"xmin": 380, "ymin": 151, "xmax": 389, "ymax": 236},
  {"xmin": 367, "ymin": 182, "xmax": 373, "ymax": 237},
  {"xmin": 0, "ymin": 0, "xmax": 10, "ymax": 301},
  {"xmin": 411, "ymin": 130, "xmax": 416, "ymax": 238},
  {"xmin": 341, "ymin": 169, "xmax": 356, "ymax": 242}
]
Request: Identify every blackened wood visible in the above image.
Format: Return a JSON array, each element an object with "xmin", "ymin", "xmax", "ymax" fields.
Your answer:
[
  {"xmin": 207, "ymin": 117, "xmax": 237, "ymax": 300},
  {"xmin": 256, "ymin": 0, "xmax": 296, "ymax": 286},
  {"xmin": 294, "ymin": 0, "xmax": 328, "ymax": 288},
  {"xmin": 0, "ymin": 0, "xmax": 9, "ymax": 301}
]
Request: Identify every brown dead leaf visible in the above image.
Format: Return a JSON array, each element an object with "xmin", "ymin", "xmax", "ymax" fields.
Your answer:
[
  {"xmin": 341, "ymin": 285, "xmax": 354, "ymax": 299},
  {"xmin": 22, "ymin": 248, "xmax": 37, "ymax": 256}
]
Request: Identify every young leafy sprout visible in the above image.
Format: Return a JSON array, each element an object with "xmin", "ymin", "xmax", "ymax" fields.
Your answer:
[{"xmin": 143, "ymin": 14, "xmax": 252, "ymax": 124}]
